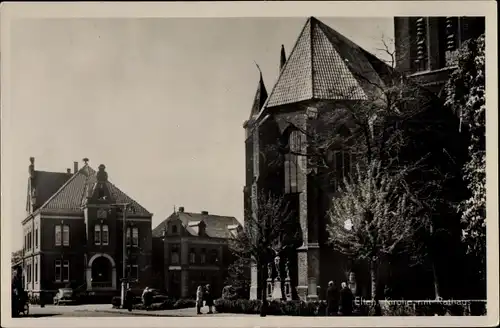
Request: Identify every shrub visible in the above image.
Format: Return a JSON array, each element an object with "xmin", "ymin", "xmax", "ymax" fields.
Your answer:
[
  {"xmin": 214, "ymin": 299, "xmax": 486, "ymax": 316},
  {"xmin": 174, "ymin": 299, "xmax": 196, "ymax": 309}
]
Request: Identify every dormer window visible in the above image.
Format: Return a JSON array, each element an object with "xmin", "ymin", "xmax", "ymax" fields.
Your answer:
[{"xmin": 172, "ymin": 224, "xmax": 178, "ymax": 234}]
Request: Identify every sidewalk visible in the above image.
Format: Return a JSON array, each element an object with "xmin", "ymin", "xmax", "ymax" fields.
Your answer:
[{"xmin": 86, "ymin": 305, "xmax": 248, "ymax": 317}]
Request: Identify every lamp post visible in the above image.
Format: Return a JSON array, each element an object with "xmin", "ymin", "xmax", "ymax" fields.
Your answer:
[{"xmin": 110, "ymin": 203, "xmax": 132, "ymax": 309}]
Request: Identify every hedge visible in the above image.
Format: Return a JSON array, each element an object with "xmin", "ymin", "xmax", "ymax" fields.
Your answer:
[
  {"xmin": 214, "ymin": 299, "xmax": 487, "ymax": 316},
  {"xmin": 111, "ymin": 296, "xmax": 196, "ymax": 311}
]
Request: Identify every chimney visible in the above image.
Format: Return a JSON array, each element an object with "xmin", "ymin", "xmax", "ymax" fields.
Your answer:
[
  {"xmin": 29, "ymin": 157, "xmax": 35, "ymax": 178},
  {"xmin": 74, "ymin": 161, "xmax": 79, "ymax": 173},
  {"xmin": 280, "ymin": 44, "xmax": 286, "ymax": 71},
  {"xmin": 66, "ymin": 168, "xmax": 71, "ymax": 174},
  {"xmin": 178, "ymin": 207, "xmax": 184, "ymax": 213},
  {"xmin": 201, "ymin": 211, "xmax": 209, "ymax": 215}
]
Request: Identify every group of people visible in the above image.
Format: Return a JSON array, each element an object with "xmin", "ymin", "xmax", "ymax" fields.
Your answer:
[
  {"xmin": 326, "ymin": 281, "xmax": 354, "ymax": 316},
  {"xmin": 196, "ymin": 284, "xmax": 214, "ymax": 315}
]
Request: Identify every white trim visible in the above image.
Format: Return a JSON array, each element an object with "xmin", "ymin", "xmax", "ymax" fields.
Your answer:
[{"xmin": 88, "ymin": 253, "xmax": 116, "ymax": 268}]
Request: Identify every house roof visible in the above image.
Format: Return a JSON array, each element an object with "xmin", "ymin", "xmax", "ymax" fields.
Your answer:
[
  {"xmin": 29, "ymin": 171, "xmax": 72, "ymax": 211},
  {"xmin": 152, "ymin": 210, "xmax": 241, "ymax": 239},
  {"xmin": 264, "ymin": 16, "xmax": 390, "ymax": 109},
  {"xmin": 35, "ymin": 164, "xmax": 151, "ymax": 216}
]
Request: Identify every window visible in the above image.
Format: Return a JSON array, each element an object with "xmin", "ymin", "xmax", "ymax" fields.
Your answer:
[
  {"xmin": 55, "ymin": 260, "xmax": 61, "ymax": 282},
  {"xmin": 413, "ymin": 17, "xmax": 429, "ymax": 71},
  {"xmin": 35, "ymin": 260, "xmax": 38, "ymax": 283},
  {"xmin": 127, "ymin": 227, "xmax": 139, "ymax": 247},
  {"xmin": 128, "ymin": 264, "xmax": 139, "ymax": 279},
  {"xmin": 132, "ymin": 227, "xmax": 139, "ymax": 247},
  {"xmin": 27, "ymin": 264, "xmax": 31, "ymax": 283},
  {"xmin": 63, "ymin": 225, "xmax": 70, "ymax": 246},
  {"xmin": 94, "ymin": 225, "xmax": 101, "ymax": 245},
  {"xmin": 284, "ymin": 130, "xmax": 302, "ymax": 194},
  {"xmin": 209, "ymin": 250, "xmax": 219, "ymax": 264},
  {"xmin": 63, "ymin": 260, "xmax": 69, "ymax": 282},
  {"xmin": 102, "ymin": 225, "xmax": 109, "ymax": 245},
  {"xmin": 24, "ymin": 234, "xmax": 27, "ymax": 251},
  {"xmin": 28, "ymin": 231, "xmax": 32, "ymax": 250},
  {"xmin": 35, "ymin": 228, "xmax": 38, "ymax": 248},
  {"xmin": 171, "ymin": 225, "xmax": 178, "ymax": 234},
  {"xmin": 55, "ymin": 226, "xmax": 62, "ymax": 246},
  {"xmin": 329, "ymin": 150, "xmax": 353, "ymax": 192},
  {"xmin": 200, "ymin": 249, "xmax": 206, "ymax": 264},
  {"xmin": 171, "ymin": 245, "xmax": 180, "ymax": 265},
  {"xmin": 189, "ymin": 248, "xmax": 196, "ymax": 264}
]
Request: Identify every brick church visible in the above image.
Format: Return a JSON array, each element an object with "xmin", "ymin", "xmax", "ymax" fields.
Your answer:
[
  {"xmin": 20, "ymin": 157, "xmax": 153, "ymax": 301},
  {"xmin": 244, "ymin": 16, "xmax": 484, "ymax": 301}
]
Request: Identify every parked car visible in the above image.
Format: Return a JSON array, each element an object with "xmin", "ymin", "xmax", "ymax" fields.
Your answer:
[{"xmin": 53, "ymin": 288, "xmax": 77, "ymax": 305}]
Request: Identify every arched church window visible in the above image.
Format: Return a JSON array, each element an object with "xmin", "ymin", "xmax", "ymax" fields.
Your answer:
[{"xmin": 284, "ymin": 130, "xmax": 303, "ymax": 194}]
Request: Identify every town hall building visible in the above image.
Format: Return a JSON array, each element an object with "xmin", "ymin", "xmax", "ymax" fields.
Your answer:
[{"xmin": 20, "ymin": 157, "xmax": 153, "ymax": 301}]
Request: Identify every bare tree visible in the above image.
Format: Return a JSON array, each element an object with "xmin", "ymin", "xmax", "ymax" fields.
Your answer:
[
  {"xmin": 326, "ymin": 159, "xmax": 424, "ymax": 301},
  {"xmin": 229, "ymin": 190, "xmax": 301, "ymax": 311}
]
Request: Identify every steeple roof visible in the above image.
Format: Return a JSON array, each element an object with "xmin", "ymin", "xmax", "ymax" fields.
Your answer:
[
  {"xmin": 249, "ymin": 70, "xmax": 268, "ymax": 119},
  {"xmin": 264, "ymin": 17, "xmax": 390, "ymax": 109}
]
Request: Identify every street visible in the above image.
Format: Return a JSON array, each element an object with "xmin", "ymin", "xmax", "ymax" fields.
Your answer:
[{"xmin": 21, "ymin": 304, "xmax": 237, "ymax": 318}]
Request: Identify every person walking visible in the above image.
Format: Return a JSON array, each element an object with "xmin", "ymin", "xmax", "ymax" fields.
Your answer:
[
  {"xmin": 204, "ymin": 284, "xmax": 214, "ymax": 314},
  {"xmin": 196, "ymin": 286, "xmax": 204, "ymax": 315},
  {"xmin": 326, "ymin": 281, "xmax": 339, "ymax": 316},
  {"xmin": 339, "ymin": 282, "xmax": 353, "ymax": 316},
  {"xmin": 125, "ymin": 287, "xmax": 133, "ymax": 312}
]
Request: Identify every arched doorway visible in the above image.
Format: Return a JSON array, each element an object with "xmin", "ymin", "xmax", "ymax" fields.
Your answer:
[
  {"xmin": 86, "ymin": 253, "xmax": 117, "ymax": 290},
  {"xmin": 92, "ymin": 257, "xmax": 112, "ymax": 287}
]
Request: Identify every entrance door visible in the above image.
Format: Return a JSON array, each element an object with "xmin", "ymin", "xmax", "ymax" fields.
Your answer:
[{"xmin": 91, "ymin": 256, "xmax": 112, "ymax": 288}]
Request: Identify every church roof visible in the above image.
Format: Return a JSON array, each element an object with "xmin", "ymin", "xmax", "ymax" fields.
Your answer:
[
  {"xmin": 34, "ymin": 164, "xmax": 151, "ymax": 216},
  {"xmin": 152, "ymin": 210, "xmax": 241, "ymax": 239},
  {"xmin": 264, "ymin": 16, "xmax": 390, "ymax": 109}
]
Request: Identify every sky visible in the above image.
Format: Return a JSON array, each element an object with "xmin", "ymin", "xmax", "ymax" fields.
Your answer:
[{"xmin": 4, "ymin": 17, "xmax": 394, "ymax": 250}]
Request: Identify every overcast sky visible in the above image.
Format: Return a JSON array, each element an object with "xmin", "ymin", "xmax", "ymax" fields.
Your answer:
[{"xmin": 5, "ymin": 17, "xmax": 394, "ymax": 250}]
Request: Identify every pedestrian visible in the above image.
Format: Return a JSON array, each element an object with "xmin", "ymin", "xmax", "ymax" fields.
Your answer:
[
  {"xmin": 326, "ymin": 281, "xmax": 339, "ymax": 316},
  {"xmin": 142, "ymin": 287, "xmax": 152, "ymax": 310},
  {"xmin": 204, "ymin": 284, "xmax": 214, "ymax": 314},
  {"xmin": 339, "ymin": 282, "xmax": 353, "ymax": 316},
  {"xmin": 125, "ymin": 287, "xmax": 133, "ymax": 312},
  {"xmin": 196, "ymin": 285, "xmax": 204, "ymax": 315}
]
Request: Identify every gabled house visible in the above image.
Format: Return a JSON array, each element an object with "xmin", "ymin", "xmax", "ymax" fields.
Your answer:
[
  {"xmin": 21, "ymin": 157, "xmax": 153, "ymax": 300},
  {"xmin": 152, "ymin": 207, "xmax": 242, "ymax": 299}
]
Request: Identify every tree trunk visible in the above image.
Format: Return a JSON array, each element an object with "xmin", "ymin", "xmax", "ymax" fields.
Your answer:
[
  {"xmin": 432, "ymin": 262, "xmax": 441, "ymax": 300},
  {"xmin": 370, "ymin": 260, "xmax": 377, "ymax": 300}
]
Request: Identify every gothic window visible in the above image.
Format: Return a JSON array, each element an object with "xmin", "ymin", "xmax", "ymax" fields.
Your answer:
[
  {"xmin": 329, "ymin": 150, "xmax": 353, "ymax": 192},
  {"xmin": 414, "ymin": 17, "xmax": 429, "ymax": 71},
  {"xmin": 284, "ymin": 130, "xmax": 303, "ymax": 194}
]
